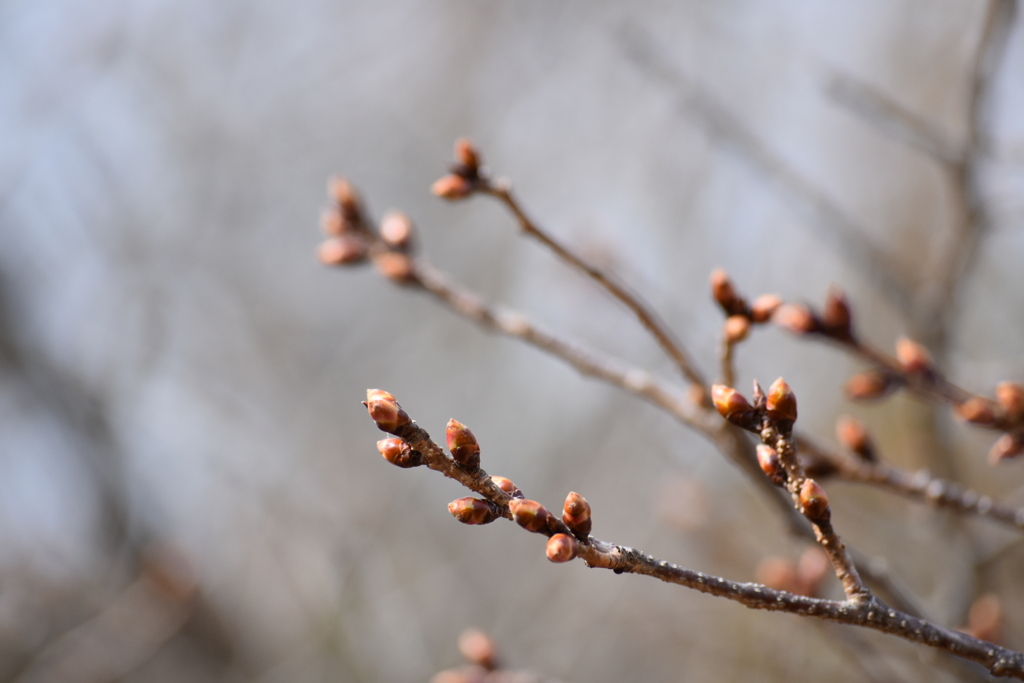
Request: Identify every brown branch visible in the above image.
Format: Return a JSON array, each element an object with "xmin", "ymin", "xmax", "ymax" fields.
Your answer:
[{"xmin": 365, "ymin": 392, "xmax": 1024, "ymax": 679}]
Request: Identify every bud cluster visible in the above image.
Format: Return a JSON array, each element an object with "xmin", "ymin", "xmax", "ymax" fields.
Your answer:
[
  {"xmin": 770, "ymin": 288, "xmax": 857, "ymax": 343},
  {"xmin": 432, "ymin": 138, "xmax": 485, "ymax": 200},
  {"xmin": 318, "ymin": 177, "xmax": 372, "ymax": 266},
  {"xmin": 709, "ymin": 271, "xmax": 782, "ymax": 340}
]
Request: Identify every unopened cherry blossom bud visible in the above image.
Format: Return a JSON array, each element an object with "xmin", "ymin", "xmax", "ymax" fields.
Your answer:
[
  {"xmin": 956, "ymin": 397, "xmax": 997, "ymax": 426},
  {"xmin": 508, "ymin": 499, "xmax": 552, "ymax": 534},
  {"xmin": 989, "ymin": 434, "xmax": 1024, "ymax": 465},
  {"xmin": 821, "ymin": 287, "xmax": 853, "ymax": 340},
  {"xmin": 546, "ymin": 533, "xmax": 579, "ymax": 563},
  {"xmin": 490, "ymin": 476, "xmax": 523, "ymax": 499},
  {"xmin": 773, "ymin": 304, "xmax": 820, "ymax": 335},
  {"xmin": 844, "ymin": 371, "xmax": 896, "ymax": 401},
  {"xmin": 377, "ymin": 438, "xmax": 423, "ymax": 468},
  {"xmin": 329, "ymin": 176, "xmax": 361, "ymax": 217},
  {"xmin": 364, "ymin": 389, "xmax": 411, "ymax": 432},
  {"xmin": 799, "ymin": 479, "xmax": 830, "ymax": 520},
  {"xmin": 374, "ymin": 252, "xmax": 416, "ymax": 284},
  {"xmin": 710, "ymin": 269, "xmax": 745, "ymax": 316},
  {"xmin": 458, "ymin": 628, "xmax": 497, "ymax": 670},
  {"xmin": 724, "ymin": 315, "xmax": 750, "ymax": 343},
  {"xmin": 996, "ymin": 382, "xmax": 1024, "ymax": 424},
  {"xmin": 454, "ymin": 138, "xmax": 481, "ymax": 173},
  {"xmin": 766, "ymin": 378, "xmax": 798, "ymax": 431},
  {"xmin": 432, "ymin": 174, "xmax": 474, "ymax": 200},
  {"xmin": 448, "ymin": 497, "xmax": 500, "ymax": 525},
  {"xmin": 712, "ymin": 384, "xmax": 755, "ymax": 426},
  {"xmin": 446, "ymin": 419, "xmax": 480, "ymax": 470},
  {"xmin": 379, "ymin": 211, "xmax": 415, "ymax": 251},
  {"xmin": 835, "ymin": 415, "xmax": 876, "ymax": 462},
  {"xmin": 896, "ymin": 337, "xmax": 933, "ymax": 375},
  {"xmin": 749, "ymin": 294, "xmax": 782, "ymax": 323},
  {"xmin": 756, "ymin": 445, "xmax": 785, "ymax": 486},
  {"xmin": 318, "ymin": 235, "xmax": 367, "ymax": 266},
  {"xmin": 562, "ymin": 492, "xmax": 592, "ymax": 537}
]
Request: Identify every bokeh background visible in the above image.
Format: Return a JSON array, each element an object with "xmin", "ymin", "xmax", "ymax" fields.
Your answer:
[{"xmin": 2, "ymin": 1, "xmax": 1024, "ymax": 681}]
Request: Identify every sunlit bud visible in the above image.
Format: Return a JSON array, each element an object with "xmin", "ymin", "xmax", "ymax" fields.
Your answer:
[
  {"xmin": 821, "ymin": 287, "xmax": 853, "ymax": 340},
  {"xmin": 711, "ymin": 385, "xmax": 757, "ymax": 429},
  {"xmin": 996, "ymin": 382, "xmax": 1024, "ymax": 424},
  {"xmin": 845, "ymin": 371, "xmax": 896, "ymax": 401},
  {"xmin": 562, "ymin": 492, "xmax": 592, "ymax": 537},
  {"xmin": 490, "ymin": 476, "xmax": 523, "ymax": 499},
  {"xmin": 545, "ymin": 533, "xmax": 579, "ymax": 563},
  {"xmin": 956, "ymin": 397, "xmax": 997, "ymax": 426},
  {"xmin": 364, "ymin": 389, "xmax": 411, "ymax": 432},
  {"xmin": 724, "ymin": 315, "xmax": 750, "ymax": 343},
  {"xmin": 458, "ymin": 628, "xmax": 497, "ymax": 670},
  {"xmin": 454, "ymin": 138, "xmax": 481, "ymax": 173},
  {"xmin": 318, "ymin": 235, "xmax": 367, "ymax": 266},
  {"xmin": 756, "ymin": 445, "xmax": 785, "ymax": 486},
  {"xmin": 710, "ymin": 269, "xmax": 745, "ymax": 316},
  {"xmin": 377, "ymin": 438, "xmax": 423, "ymax": 468},
  {"xmin": 896, "ymin": 337, "xmax": 932, "ymax": 374},
  {"xmin": 320, "ymin": 208, "xmax": 345, "ymax": 236},
  {"xmin": 989, "ymin": 434, "xmax": 1024, "ymax": 465},
  {"xmin": 799, "ymin": 479, "xmax": 830, "ymax": 520},
  {"xmin": 379, "ymin": 211, "xmax": 415, "ymax": 251},
  {"xmin": 448, "ymin": 497, "xmax": 500, "ymax": 525},
  {"xmin": 328, "ymin": 176, "xmax": 361, "ymax": 217},
  {"xmin": 432, "ymin": 174, "xmax": 474, "ymax": 200},
  {"xmin": 766, "ymin": 378, "xmax": 797, "ymax": 431},
  {"xmin": 835, "ymin": 415, "xmax": 876, "ymax": 462},
  {"xmin": 508, "ymin": 499, "xmax": 553, "ymax": 534},
  {"xmin": 772, "ymin": 303, "xmax": 820, "ymax": 335},
  {"xmin": 962, "ymin": 593, "xmax": 1002, "ymax": 644},
  {"xmin": 750, "ymin": 294, "xmax": 782, "ymax": 323},
  {"xmin": 374, "ymin": 252, "xmax": 416, "ymax": 284},
  {"xmin": 446, "ymin": 419, "xmax": 481, "ymax": 470}
]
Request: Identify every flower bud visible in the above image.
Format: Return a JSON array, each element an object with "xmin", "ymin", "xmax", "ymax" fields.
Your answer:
[
  {"xmin": 844, "ymin": 371, "xmax": 896, "ymax": 401},
  {"xmin": 723, "ymin": 315, "xmax": 750, "ymax": 344},
  {"xmin": 490, "ymin": 476, "xmax": 523, "ymax": 499},
  {"xmin": 835, "ymin": 415, "xmax": 876, "ymax": 462},
  {"xmin": 756, "ymin": 444, "xmax": 785, "ymax": 486},
  {"xmin": 996, "ymin": 382, "xmax": 1024, "ymax": 424},
  {"xmin": 364, "ymin": 389, "xmax": 411, "ymax": 432},
  {"xmin": 458, "ymin": 628, "xmax": 497, "ymax": 670},
  {"xmin": 454, "ymin": 138, "xmax": 481, "ymax": 174},
  {"xmin": 508, "ymin": 499, "xmax": 552, "ymax": 534},
  {"xmin": 374, "ymin": 252, "xmax": 416, "ymax": 284},
  {"xmin": 956, "ymin": 397, "xmax": 997, "ymax": 426},
  {"xmin": 710, "ymin": 269, "xmax": 745, "ymax": 316},
  {"xmin": 989, "ymin": 434, "xmax": 1024, "ymax": 465},
  {"xmin": 446, "ymin": 419, "xmax": 481, "ymax": 469},
  {"xmin": 821, "ymin": 287, "xmax": 853, "ymax": 340},
  {"xmin": 379, "ymin": 211, "xmax": 415, "ymax": 251},
  {"xmin": 562, "ymin": 492, "xmax": 592, "ymax": 537},
  {"xmin": 766, "ymin": 378, "xmax": 798, "ymax": 431},
  {"xmin": 432, "ymin": 174, "xmax": 474, "ymax": 200},
  {"xmin": 329, "ymin": 176, "xmax": 361, "ymax": 217},
  {"xmin": 962, "ymin": 593, "xmax": 1002, "ymax": 644},
  {"xmin": 711, "ymin": 384, "xmax": 757, "ymax": 429},
  {"xmin": 318, "ymin": 235, "xmax": 367, "ymax": 266},
  {"xmin": 377, "ymin": 438, "xmax": 423, "ymax": 468},
  {"xmin": 772, "ymin": 303, "xmax": 820, "ymax": 335},
  {"xmin": 320, "ymin": 207, "xmax": 345, "ymax": 236},
  {"xmin": 896, "ymin": 337, "xmax": 932, "ymax": 375},
  {"xmin": 799, "ymin": 479, "xmax": 830, "ymax": 520},
  {"xmin": 546, "ymin": 533, "xmax": 579, "ymax": 563},
  {"xmin": 448, "ymin": 497, "xmax": 500, "ymax": 525},
  {"xmin": 796, "ymin": 547, "xmax": 830, "ymax": 597},
  {"xmin": 749, "ymin": 294, "xmax": 782, "ymax": 323},
  {"xmin": 755, "ymin": 556, "xmax": 799, "ymax": 594}
]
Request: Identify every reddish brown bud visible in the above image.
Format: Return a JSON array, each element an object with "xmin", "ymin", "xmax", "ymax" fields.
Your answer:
[
  {"xmin": 835, "ymin": 415, "xmax": 876, "ymax": 462},
  {"xmin": 446, "ymin": 419, "xmax": 481, "ymax": 469},
  {"xmin": 766, "ymin": 378, "xmax": 798, "ymax": 430},
  {"xmin": 490, "ymin": 476, "xmax": 523, "ymax": 498},
  {"xmin": 364, "ymin": 389, "xmax": 411, "ymax": 432},
  {"xmin": 379, "ymin": 211, "xmax": 415, "ymax": 251},
  {"xmin": 996, "ymin": 382, "xmax": 1024, "ymax": 424},
  {"xmin": 377, "ymin": 438, "xmax": 422, "ymax": 468},
  {"xmin": 723, "ymin": 315, "xmax": 751, "ymax": 344},
  {"xmin": 545, "ymin": 533, "xmax": 579, "ymax": 563},
  {"xmin": 562, "ymin": 491, "xmax": 592, "ymax": 537},
  {"xmin": 328, "ymin": 176, "xmax": 361, "ymax": 217},
  {"xmin": 962, "ymin": 593, "xmax": 1002, "ymax": 643},
  {"xmin": 844, "ymin": 371, "xmax": 897, "ymax": 401},
  {"xmin": 432, "ymin": 174, "xmax": 474, "ymax": 200},
  {"xmin": 799, "ymin": 479, "xmax": 830, "ymax": 520},
  {"xmin": 320, "ymin": 208, "xmax": 345, "ymax": 236},
  {"xmin": 318, "ymin": 235, "xmax": 367, "ymax": 266},
  {"xmin": 454, "ymin": 138, "xmax": 481, "ymax": 172},
  {"xmin": 749, "ymin": 294, "xmax": 782, "ymax": 323},
  {"xmin": 458, "ymin": 628, "xmax": 497, "ymax": 670},
  {"xmin": 956, "ymin": 397, "xmax": 998, "ymax": 426},
  {"xmin": 821, "ymin": 287, "xmax": 853, "ymax": 340},
  {"xmin": 896, "ymin": 337, "xmax": 932, "ymax": 375},
  {"xmin": 448, "ymin": 497, "xmax": 500, "ymax": 525},
  {"xmin": 374, "ymin": 252, "xmax": 416, "ymax": 284},
  {"xmin": 711, "ymin": 384, "xmax": 757, "ymax": 429},
  {"xmin": 508, "ymin": 499, "xmax": 552, "ymax": 534},
  {"xmin": 989, "ymin": 434, "xmax": 1024, "ymax": 465},
  {"xmin": 710, "ymin": 269, "xmax": 745, "ymax": 316},
  {"xmin": 756, "ymin": 444, "xmax": 785, "ymax": 486},
  {"xmin": 773, "ymin": 303, "xmax": 819, "ymax": 335}
]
